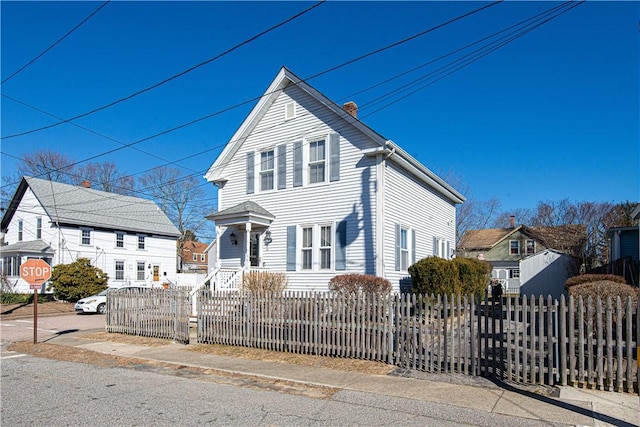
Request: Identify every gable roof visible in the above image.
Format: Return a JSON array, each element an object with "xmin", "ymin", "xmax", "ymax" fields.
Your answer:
[
  {"xmin": 205, "ymin": 66, "xmax": 464, "ymax": 204},
  {"xmin": 459, "ymin": 224, "xmax": 586, "ymax": 254},
  {"xmin": 1, "ymin": 176, "xmax": 181, "ymax": 238}
]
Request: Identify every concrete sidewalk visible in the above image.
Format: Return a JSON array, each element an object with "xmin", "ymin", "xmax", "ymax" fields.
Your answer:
[{"xmin": 46, "ymin": 333, "xmax": 638, "ymax": 426}]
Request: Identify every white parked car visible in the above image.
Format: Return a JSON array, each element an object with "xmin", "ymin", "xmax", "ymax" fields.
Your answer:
[{"xmin": 74, "ymin": 289, "xmax": 107, "ymax": 314}]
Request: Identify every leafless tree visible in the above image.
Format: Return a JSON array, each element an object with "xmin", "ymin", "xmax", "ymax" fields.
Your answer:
[
  {"xmin": 17, "ymin": 149, "xmax": 76, "ymax": 183},
  {"xmin": 139, "ymin": 166, "xmax": 208, "ymax": 241},
  {"xmin": 75, "ymin": 161, "xmax": 136, "ymax": 195}
]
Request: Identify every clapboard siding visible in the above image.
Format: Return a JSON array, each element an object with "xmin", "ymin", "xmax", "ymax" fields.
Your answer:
[
  {"xmin": 216, "ymin": 84, "xmax": 381, "ymax": 292},
  {"xmin": 384, "ymin": 161, "xmax": 456, "ymax": 290}
]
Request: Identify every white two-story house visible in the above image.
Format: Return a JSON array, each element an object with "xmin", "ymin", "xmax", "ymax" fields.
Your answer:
[
  {"xmin": 205, "ymin": 67, "xmax": 465, "ymax": 293},
  {"xmin": 1, "ymin": 176, "xmax": 181, "ymax": 292}
]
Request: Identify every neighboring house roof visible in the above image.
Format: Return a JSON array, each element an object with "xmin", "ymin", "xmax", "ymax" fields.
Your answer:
[
  {"xmin": 0, "ymin": 239, "xmax": 55, "ymax": 255},
  {"xmin": 181, "ymin": 241, "xmax": 209, "ymax": 256},
  {"xmin": 459, "ymin": 224, "xmax": 586, "ymax": 255},
  {"xmin": 204, "ymin": 66, "xmax": 465, "ymax": 205},
  {"xmin": 1, "ymin": 176, "xmax": 181, "ymax": 238}
]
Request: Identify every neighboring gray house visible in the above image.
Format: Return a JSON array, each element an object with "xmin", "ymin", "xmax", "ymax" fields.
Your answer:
[
  {"xmin": 204, "ymin": 67, "xmax": 465, "ymax": 292},
  {"xmin": 1, "ymin": 176, "xmax": 181, "ymax": 292}
]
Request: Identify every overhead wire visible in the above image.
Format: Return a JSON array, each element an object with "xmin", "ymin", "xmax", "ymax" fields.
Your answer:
[
  {"xmin": 1, "ymin": 1, "xmax": 111, "ymax": 85},
  {"xmin": 2, "ymin": 1, "xmax": 583, "ymax": 228},
  {"xmin": 1, "ymin": 1, "xmax": 326, "ymax": 140}
]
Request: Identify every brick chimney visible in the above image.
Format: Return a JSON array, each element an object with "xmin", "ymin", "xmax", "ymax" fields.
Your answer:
[
  {"xmin": 81, "ymin": 180, "xmax": 91, "ymax": 188},
  {"xmin": 342, "ymin": 101, "xmax": 358, "ymax": 118},
  {"xmin": 509, "ymin": 215, "xmax": 515, "ymax": 228}
]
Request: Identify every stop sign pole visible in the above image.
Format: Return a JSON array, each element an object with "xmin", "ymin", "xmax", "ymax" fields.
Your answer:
[{"xmin": 19, "ymin": 259, "xmax": 52, "ymax": 344}]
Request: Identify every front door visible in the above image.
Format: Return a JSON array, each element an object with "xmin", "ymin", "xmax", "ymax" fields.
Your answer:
[
  {"xmin": 249, "ymin": 232, "xmax": 260, "ymax": 267},
  {"xmin": 153, "ymin": 265, "xmax": 160, "ymax": 282}
]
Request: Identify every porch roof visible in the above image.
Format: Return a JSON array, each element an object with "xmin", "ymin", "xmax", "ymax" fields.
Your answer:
[
  {"xmin": 206, "ymin": 201, "xmax": 275, "ymax": 227},
  {"xmin": 1, "ymin": 240, "xmax": 55, "ymax": 256}
]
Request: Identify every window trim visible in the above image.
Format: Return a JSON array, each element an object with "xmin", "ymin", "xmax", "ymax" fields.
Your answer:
[
  {"xmin": 192, "ymin": 253, "xmax": 197, "ymax": 262},
  {"xmin": 509, "ymin": 240, "xmax": 520, "ymax": 255},
  {"xmin": 36, "ymin": 217, "xmax": 42, "ymax": 239},
  {"xmin": 284, "ymin": 101, "xmax": 296, "ymax": 120},
  {"xmin": 136, "ymin": 261, "xmax": 146, "ymax": 281},
  {"xmin": 201, "ymin": 254, "xmax": 206, "ymax": 262},
  {"xmin": 115, "ymin": 232, "xmax": 125, "ymax": 249},
  {"xmin": 301, "ymin": 225, "xmax": 313, "ymax": 270},
  {"xmin": 259, "ymin": 149, "xmax": 275, "ymax": 192},
  {"xmin": 137, "ymin": 235, "xmax": 146, "ymax": 250},
  {"xmin": 17, "ymin": 220, "xmax": 23, "ymax": 242},
  {"xmin": 319, "ymin": 224, "xmax": 333, "ymax": 270},
  {"xmin": 400, "ymin": 227, "xmax": 409, "ymax": 271},
  {"xmin": 80, "ymin": 228, "xmax": 92, "ymax": 246},
  {"xmin": 115, "ymin": 260, "xmax": 125, "ymax": 281},
  {"xmin": 525, "ymin": 239, "xmax": 535, "ymax": 255},
  {"xmin": 308, "ymin": 138, "xmax": 327, "ymax": 185}
]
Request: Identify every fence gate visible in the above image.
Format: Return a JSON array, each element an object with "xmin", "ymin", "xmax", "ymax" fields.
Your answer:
[{"xmin": 106, "ymin": 288, "xmax": 191, "ymax": 344}]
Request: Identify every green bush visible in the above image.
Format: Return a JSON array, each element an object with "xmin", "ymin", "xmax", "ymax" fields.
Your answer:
[
  {"xmin": 565, "ymin": 274, "xmax": 627, "ymax": 290},
  {"xmin": 242, "ymin": 271, "xmax": 288, "ymax": 293},
  {"xmin": 48, "ymin": 258, "xmax": 108, "ymax": 302},
  {"xmin": 0, "ymin": 292, "xmax": 33, "ymax": 304},
  {"xmin": 568, "ymin": 280, "xmax": 637, "ymax": 308},
  {"xmin": 408, "ymin": 257, "xmax": 490, "ymax": 297},
  {"xmin": 328, "ymin": 274, "xmax": 391, "ymax": 295}
]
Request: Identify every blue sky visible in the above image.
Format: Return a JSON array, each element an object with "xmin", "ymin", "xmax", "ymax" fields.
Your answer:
[{"xmin": 1, "ymin": 1, "xmax": 638, "ymax": 217}]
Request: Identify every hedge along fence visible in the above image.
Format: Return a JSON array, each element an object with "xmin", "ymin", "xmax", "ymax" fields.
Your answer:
[
  {"xmin": 408, "ymin": 257, "xmax": 491, "ymax": 297},
  {"xmin": 197, "ymin": 290, "xmax": 638, "ymax": 393}
]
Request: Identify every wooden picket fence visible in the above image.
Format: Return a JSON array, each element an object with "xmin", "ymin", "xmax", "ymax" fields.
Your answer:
[
  {"xmin": 105, "ymin": 288, "xmax": 191, "ymax": 344},
  {"xmin": 197, "ymin": 290, "xmax": 639, "ymax": 393}
]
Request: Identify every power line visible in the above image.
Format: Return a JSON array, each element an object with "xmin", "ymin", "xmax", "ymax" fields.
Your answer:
[
  {"xmin": 1, "ymin": 1, "xmax": 111, "ymax": 85},
  {"xmin": 1, "ymin": 1, "xmax": 326, "ymax": 140}
]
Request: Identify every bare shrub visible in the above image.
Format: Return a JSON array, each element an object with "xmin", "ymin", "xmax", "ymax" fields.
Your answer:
[
  {"xmin": 328, "ymin": 274, "xmax": 391, "ymax": 295},
  {"xmin": 242, "ymin": 271, "xmax": 287, "ymax": 293},
  {"xmin": 565, "ymin": 274, "xmax": 627, "ymax": 290},
  {"xmin": 568, "ymin": 280, "xmax": 638, "ymax": 308}
]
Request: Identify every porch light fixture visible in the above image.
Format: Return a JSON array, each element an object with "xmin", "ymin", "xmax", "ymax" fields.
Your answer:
[
  {"xmin": 229, "ymin": 232, "xmax": 238, "ymax": 245},
  {"xmin": 264, "ymin": 230, "xmax": 272, "ymax": 245}
]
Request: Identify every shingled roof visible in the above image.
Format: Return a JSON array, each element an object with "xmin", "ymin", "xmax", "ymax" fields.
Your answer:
[
  {"xmin": 1, "ymin": 176, "xmax": 181, "ymax": 238},
  {"xmin": 459, "ymin": 224, "xmax": 586, "ymax": 255}
]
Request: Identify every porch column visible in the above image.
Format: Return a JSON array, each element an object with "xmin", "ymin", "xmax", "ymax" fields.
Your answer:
[
  {"xmin": 215, "ymin": 226, "xmax": 221, "ymax": 270},
  {"xmin": 244, "ymin": 222, "xmax": 252, "ymax": 270}
]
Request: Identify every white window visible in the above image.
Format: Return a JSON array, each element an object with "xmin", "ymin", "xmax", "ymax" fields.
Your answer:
[
  {"xmin": 115, "ymin": 232, "xmax": 124, "ymax": 248},
  {"xmin": 301, "ymin": 226, "xmax": 313, "ymax": 270},
  {"xmin": 192, "ymin": 253, "xmax": 197, "ymax": 262},
  {"xmin": 285, "ymin": 101, "xmax": 296, "ymax": 120},
  {"xmin": 137, "ymin": 236, "xmax": 145, "ymax": 250},
  {"xmin": 201, "ymin": 254, "xmax": 206, "ymax": 262},
  {"xmin": 136, "ymin": 262, "xmax": 146, "ymax": 281},
  {"xmin": 115, "ymin": 261, "xmax": 125, "ymax": 280},
  {"xmin": 260, "ymin": 150, "xmax": 274, "ymax": 191},
  {"xmin": 509, "ymin": 268, "xmax": 520, "ymax": 279},
  {"xmin": 17, "ymin": 220, "xmax": 23, "ymax": 241},
  {"xmin": 308, "ymin": 139, "xmax": 326, "ymax": 184},
  {"xmin": 36, "ymin": 217, "xmax": 42, "ymax": 239},
  {"xmin": 526, "ymin": 239, "xmax": 535, "ymax": 255},
  {"xmin": 509, "ymin": 240, "xmax": 520, "ymax": 255},
  {"xmin": 81, "ymin": 229, "xmax": 91, "ymax": 245},
  {"xmin": 400, "ymin": 227, "xmax": 409, "ymax": 271},
  {"xmin": 320, "ymin": 225, "xmax": 332, "ymax": 269}
]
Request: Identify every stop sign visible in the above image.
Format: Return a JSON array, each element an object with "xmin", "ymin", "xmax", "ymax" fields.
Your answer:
[{"xmin": 20, "ymin": 259, "xmax": 52, "ymax": 289}]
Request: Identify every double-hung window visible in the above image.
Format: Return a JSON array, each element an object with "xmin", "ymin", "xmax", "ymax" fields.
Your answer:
[
  {"xmin": 115, "ymin": 261, "xmax": 125, "ymax": 280},
  {"xmin": 525, "ymin": 239, "xmax": 535, "ymax": 255},
  {"xmin": 136, "ymin": 261, "xmax": 145, "ymax": 281},
  {"xmin": 510, "ymin": 240, "xmax": 520, "ymax": 255},
  {"xmin": 260, "ymin": 150, "xmax": 275, "ymax": 191},
  {"xmin": 17, "ymin": 220, "xmax": 23, "ymax": 241},
  {"xmin": 400, "ymin": 227, "xmax": 409, "ymax": 271},
  {"xmin": 320, "ymin": 225, "xmax": 332, "ymax": 269},
  {"xmin": 308, "ymin": 139, "xmax": 326, "ymax": 184},
  {"xmin": 137, "ymin": 236, "xmax": 145, "ymax": 250},
  {"xmin": 81, "ymin": 229, "xmax": 91, "ymax": 245},
  {"xmin": 201, "ymin": 254, "xmax": 206, "ymax": 262},
  {"xmin": 115, "ymin": 232, "xmax": 124, "ymax": 248},
  {"xmin": 301, "ymin": 226, "xmax": 313, "ymax": 270},
  {"xmin": 36, "ymin": 217, "xmax": 42, "ymax": 239}
]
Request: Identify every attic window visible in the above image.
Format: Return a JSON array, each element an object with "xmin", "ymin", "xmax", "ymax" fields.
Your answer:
[
  {"xmin": 510, "ymin": 240, "xmax": 520, "ymax": 255},
  {"xmin": 285, "ymin": 101, "xmax": 296, "ymax": 120},
  {"xmin": 526, "ymin": 239, "xmax": 535, "ymax": 255}
]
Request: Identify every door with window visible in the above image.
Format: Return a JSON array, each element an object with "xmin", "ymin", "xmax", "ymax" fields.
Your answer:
[
  {"xmin": 153, "ymin": 265, "xmax": 159, "ymax": 282},
  {"xmin": 249, "ymin": 232, "xmax": 260, "ymax": 267}
]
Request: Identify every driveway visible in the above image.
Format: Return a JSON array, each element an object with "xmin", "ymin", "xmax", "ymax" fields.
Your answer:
[{"xmin": 0, "ymin": 313, "xmax": 105, "ymax": 344}]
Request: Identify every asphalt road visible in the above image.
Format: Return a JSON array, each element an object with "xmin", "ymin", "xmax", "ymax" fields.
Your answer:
[
  {"xmin": 0, "ymin": 313, "xmax": 105, "ymax": 343},
  {"xmin": 2, "ymin": 349, "xmax": 559, "ymax": 427}
]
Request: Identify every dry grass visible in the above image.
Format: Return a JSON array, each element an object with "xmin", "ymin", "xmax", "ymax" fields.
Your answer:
[{"xmin": 1, "ymin": 301, "xmax": 76, "ymax": 319}]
